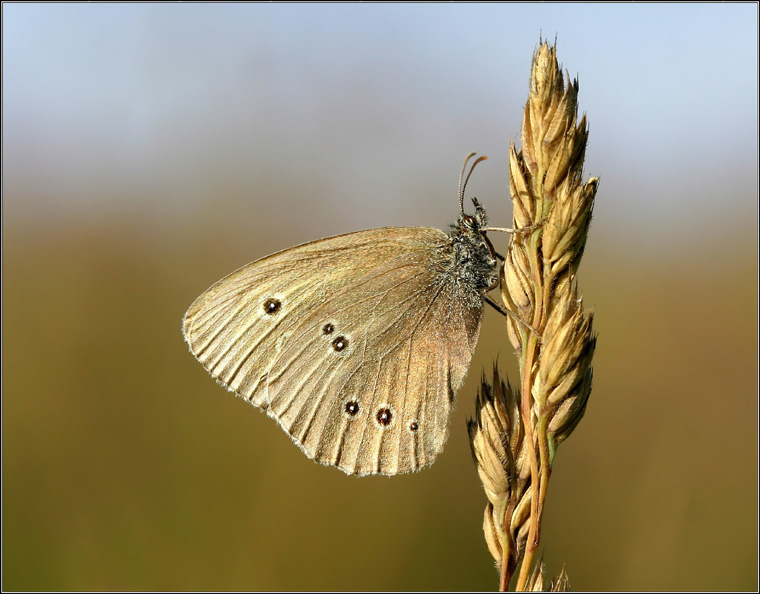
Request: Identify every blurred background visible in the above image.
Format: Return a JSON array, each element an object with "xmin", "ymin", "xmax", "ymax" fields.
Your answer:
[{"xmin": 3, "ymin": 3, "xmax": 757, "ymax": 591}]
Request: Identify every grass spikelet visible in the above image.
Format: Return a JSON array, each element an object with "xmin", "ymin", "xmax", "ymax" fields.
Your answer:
[
  {"xmin": 469, "ymin": 39, "xmax": 598, "ymax": 591},
  {"xmin": 467, "ymin": 366, "xmax": 530, "ymax": 580}
]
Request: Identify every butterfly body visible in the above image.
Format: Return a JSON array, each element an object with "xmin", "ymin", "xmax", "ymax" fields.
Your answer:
[{"xmin": 183, "ymin": 213, "xmax": 497, "ymax": 476}]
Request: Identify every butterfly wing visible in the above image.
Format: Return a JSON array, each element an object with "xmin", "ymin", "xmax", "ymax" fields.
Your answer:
[{"xmin": 183, "ymin": 227, "xmax": 485, "ymax": 475}]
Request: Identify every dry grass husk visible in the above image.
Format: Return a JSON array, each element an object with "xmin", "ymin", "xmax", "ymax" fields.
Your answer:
[{"xmin": 469, "ymin": 40, "xmax": 598, "ymax": 591}]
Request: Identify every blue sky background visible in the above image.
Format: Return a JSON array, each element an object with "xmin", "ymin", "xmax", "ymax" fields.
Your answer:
[{"xmin": 4, "ymin": 3, "xmax": 757, "ymax": 253}]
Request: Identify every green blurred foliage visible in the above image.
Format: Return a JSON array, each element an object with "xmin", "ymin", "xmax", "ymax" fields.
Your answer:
[{"xmin": 2, "ymin": 211, "xmax": 756, "ymax": 591}]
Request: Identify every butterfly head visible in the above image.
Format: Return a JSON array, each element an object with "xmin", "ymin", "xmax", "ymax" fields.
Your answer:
[
  {"xmin": 449, "ymin": 153, "xmax": 499, "ymax": 293},
  {"xmin": 458, "ymin": 196, "xmax": 488, "ymax": 231}
]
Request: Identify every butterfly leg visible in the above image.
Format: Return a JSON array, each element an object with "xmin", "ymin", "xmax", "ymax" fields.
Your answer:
[
  {"xmin": 483, "ymin": 220, "xmax": 547, "ymax": 261},
  {"xmin": 484, "ymin": 219, "xmax": 545, "ymax": 235},
  {"xmin": 485, "ymin": 295, "xmax": 541, "ymax": 340},
  {"xmin": 485, "ymin": 295, "xmax": 507, "ymax": 316}
]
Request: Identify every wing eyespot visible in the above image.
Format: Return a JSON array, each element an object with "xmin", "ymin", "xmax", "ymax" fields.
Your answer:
[
  {"xmin": 331, "ymin": 335, "xmax": 349, "ymax": 352},
  {"xmin": 342, "ymin": 399, "xmax": 361, "ymax": 419},
  {"xmin": 375, "ymin": 406, "xmax": 394, "ymax": 428},
  {"xmin": 263, "ymin": 298, "xmax": 282, "ymax": 315}
]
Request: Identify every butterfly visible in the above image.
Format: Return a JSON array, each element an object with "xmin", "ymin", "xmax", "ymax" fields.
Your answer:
[{"xmin": 182, "ymin": 154, "xmax": 504, "ymax": 476}]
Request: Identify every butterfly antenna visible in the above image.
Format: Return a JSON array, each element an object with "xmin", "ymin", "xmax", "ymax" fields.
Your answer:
[
  {"xmin": 459, "ymin": 152, "xmax": 477, "ymax": 216},
  {"xmin": 460, "ymin": 154, "xmax": 488, "ymax": 215}
]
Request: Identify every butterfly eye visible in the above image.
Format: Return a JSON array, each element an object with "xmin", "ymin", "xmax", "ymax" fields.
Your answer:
[
  {"xmin": 331, "ymin": 336, "xmax": 349, "ymax": 352},
  {"xmin": 409, "ymin": 421, "xmax": 419, "ymax": 432},
  {"xmin": 375, "ymin": 407, "xmax": 393, "ymax": 427},
  {"xmin": 462, "ymin": 214, "xmax": 476, "ymax": 229},
  {"xmin": 322, "ymin": 323, "xmax": 335, "ymax": 335},
  {"xmin": 263, "ymin": 298, "xmax": 282, "ymax": 315}
]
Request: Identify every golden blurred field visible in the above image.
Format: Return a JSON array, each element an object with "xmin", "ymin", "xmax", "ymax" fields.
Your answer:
[{"xmin": 3, "ymin": 212, "xmax": 756, "ymax": 591}]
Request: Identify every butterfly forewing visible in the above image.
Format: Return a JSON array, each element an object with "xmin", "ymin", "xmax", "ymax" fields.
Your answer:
[{"xmin": 183, "ymin": 227, "xmax": 485, "ymax": 476}]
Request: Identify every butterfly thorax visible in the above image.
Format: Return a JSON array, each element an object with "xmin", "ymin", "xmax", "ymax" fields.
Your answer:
[{"xmin": 447, "ymin": 214, "xmax": 499, "ymax": 296}]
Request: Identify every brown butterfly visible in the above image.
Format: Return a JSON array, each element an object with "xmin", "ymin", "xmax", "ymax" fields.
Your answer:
[{"xmin": 182, "ymin": 154, "xmax": 504, "ymax": 476}]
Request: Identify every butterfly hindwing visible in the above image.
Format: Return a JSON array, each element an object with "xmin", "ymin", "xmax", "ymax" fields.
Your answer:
[{"xmin": 183, "ymin": 227, "xmax": 484, "ymax": 475}]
